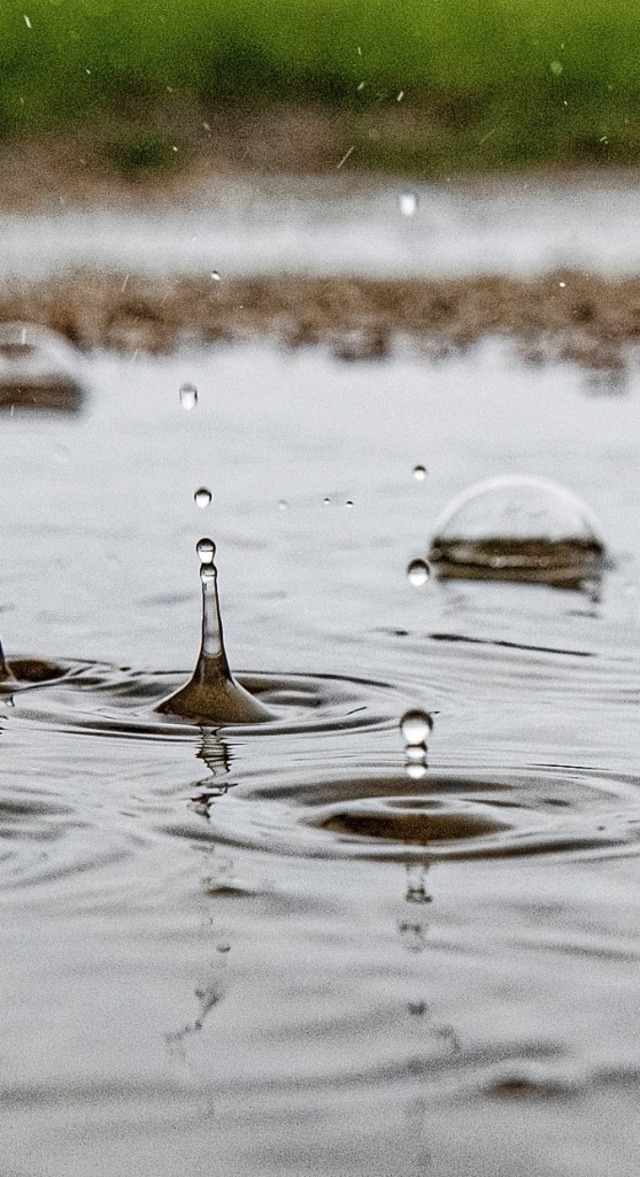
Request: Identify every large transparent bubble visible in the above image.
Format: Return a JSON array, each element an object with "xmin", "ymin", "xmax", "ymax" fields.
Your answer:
[
  {"xmin": 428, "ymin": 475, "xmax": 605, "ymax": 588},
  {"xmin": 0, "ymin": 323, "xmax": 84, "ymax": 411}
]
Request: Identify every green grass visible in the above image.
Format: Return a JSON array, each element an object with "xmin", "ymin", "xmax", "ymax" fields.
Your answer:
[{"xmin": 3, "ymin": 0, "xmax": 640, "ymax": 172}]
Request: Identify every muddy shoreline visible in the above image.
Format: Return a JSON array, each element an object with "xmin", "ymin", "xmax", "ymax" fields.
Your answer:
[{"xmin": 4, "ymin": 271, "xmax": 638, "ymax": 371}]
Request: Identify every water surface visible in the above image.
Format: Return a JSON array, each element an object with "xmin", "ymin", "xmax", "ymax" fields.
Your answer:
[{"xmin": 1, "ymin": 339, "xmax": 639, "ymax": 1175}]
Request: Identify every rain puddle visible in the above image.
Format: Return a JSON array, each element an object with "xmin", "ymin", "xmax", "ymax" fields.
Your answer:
[{"xmin": 1, "ymin": 334, "xmax": 639, "ymax": 1175}]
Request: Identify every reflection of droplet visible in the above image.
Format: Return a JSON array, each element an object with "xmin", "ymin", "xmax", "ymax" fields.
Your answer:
[
  {"xmin": 399, "ymin": 191, "xmax": 418, "ymax": 216},
  {"xmin": 401, "ymin": 710, "xmax": 432, "ymax": 745},
  {"xmin": 179, "ymin": 382, "xmax": 198, "ymax": 410},
  {"xmin": 428, "ymin": 475, "xmax": 605, "ymax": 588},
  {"xmin": 196, "ymin": 537, "xmax": 216, "ymax": 564},
  {"xmin": 413, "ymin": 464, "xmax": 427, "ymax": 481},
  {"xmin": 407, "ymin": 558, "xmax": 431, "ymax": 586},
  {"xmin": 194, "ymin": 487, "xmax": 212, "ymax": 508}
]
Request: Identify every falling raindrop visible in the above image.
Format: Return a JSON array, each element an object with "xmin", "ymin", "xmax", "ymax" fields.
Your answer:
[
  {"xmin": 399, "ymin": 192, "xmax": 418, "ymax": 217},
  {"xmin": 400, "ymin": 710, "xmax": 432, "ymax": 745},
  {"xmin": 196, "ymin": 537, "xmax": 216, "ymax": 564},
  {"xmin": 412, "ymin": 464, "xmax": 427, "ymax": 481},
  {"xmin": 345, "ymin": 500, "xmax": 354, "ymax": 509},
  {"xmin": 277, "ymin": 499, "xmax": 288, "ymax": 511},
  {"xmin": 210, "ymin": 271, "xmax": 221, "ymax": 282},
  {"xmin": 179, "ymin": 382, "xmax": 198, "ymax": 410},
  {"xmin": 323, "ymin": 497, "xmax": 330, "ymax": 506},
  {"xmin": 407, "ymin": 558, "xmax": 431, "ymax": 586},
  {"xmin": 194, "ymin": 487, "xmax": 212, "ymax": 508}
]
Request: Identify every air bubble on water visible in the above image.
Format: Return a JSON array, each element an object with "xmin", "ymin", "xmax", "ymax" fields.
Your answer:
[
  {"xmin": 413, "ymin": 464, "xmax": 427, "ymax": 481},
  {"xmin": 210, "ymin": 271, "xmax": 221, "ymax": 282},
  {"xmin": 194, "ymin": 487, "xmax": 212, "ymax": 508},
  {"xmin": 179, "ymin": 383, "xmax": 198, "ymax": 410},
  {"xmin": 196, "ymin": 537, "xmax": 216, "ymax": 565},
  {"xmin": 407, "ymin": 558, "xmax": 431, "ymax": 586},
  {"xmin": 428, "ymin": 475, "xmax": 605, "ymax": 587},
  {"xmin": 399, "ymin": 191, "xmax": 418, "ymax": 217},
  {"xmin": 401, "ymin": 709, "xmax": 432, "ymax": 745}
]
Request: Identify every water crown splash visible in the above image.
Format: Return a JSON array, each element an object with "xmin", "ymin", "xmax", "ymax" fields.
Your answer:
[{"xmin": 157, "ymin": 539, "xmax": 273, "ymax": 725}]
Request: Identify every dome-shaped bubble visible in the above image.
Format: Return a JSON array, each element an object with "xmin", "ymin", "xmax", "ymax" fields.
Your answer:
[
  {"xmin": 0, "ymin": 322, "xmax": 84, "ymax": 412},
  {"xmin": 428, "ymin": 475, "xmax": 605, "ymax": 588}
]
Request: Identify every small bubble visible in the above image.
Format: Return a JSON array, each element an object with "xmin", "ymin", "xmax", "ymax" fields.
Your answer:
[
  {"xmin": 277, "ymin": 499, "xmax": 288, "ymax": 511},
  {"xmin": 210, "ymin": 271, "xmax": 221, "ymax": 281},
  {"xmin": 180, "ymin": 382, "xmax": 198, "ymax": 410},
  {"xmin": 413, "ymin": 464, "xmax": 427, "ymax": 481},
  {"xmin": 401, "ymin": 709, "xmax": 432, "ymax": 745},
  {"xmin": 196, "ymin": 538, "xmax": 216, "ymax": 564},
  {"xmin": 399, "ymin": 191, "xmax": 418, "ymax": 217},
  {"xmin": 194, "ymin": 487, "xmax": 212, "ymax": 508},
  {"xmin": 407, "ymin": 558, "xmax": 431, "ymax": 586}
]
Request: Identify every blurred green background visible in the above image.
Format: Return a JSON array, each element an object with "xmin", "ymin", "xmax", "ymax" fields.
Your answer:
[{"xmin": 3, "ymin": 0, "xmax": 640, "ymax": 173}]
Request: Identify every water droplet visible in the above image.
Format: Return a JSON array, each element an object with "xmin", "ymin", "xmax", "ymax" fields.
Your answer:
[
  {"xmin": 406, "ymin": 761, "xmax": 428, "ymax": 781},
  {"xmin": 407, "ymin": 558, "xmax": 431, "ymax": 586},
  {"xmin": 345, "ymin": 500, "xmax": 354, "ymax": 509},
  {"xmin": 413, "ymin": 464, "xmax": 427, "ymax": 481},
  {"xmin": 196, "ymin": 537, "xmax": 216, "ymax": 564},
  {"xmin": 401, "ymin": 710, "xmax": 432, "ymax": 745},
  {"xmin": 210, "ymin": 271, "xmax": 221, "ymax": 282},
  {"xmin": 399, "ymin": 191, "xmax": 418, "ymax": 217},
  {"xmin": 194, "ymin": 487, "xmax": 212, "ymax": 508},
  {"xmin": 200, "ymin": 564, "xmax": 216, "ymax": 583},
  {"xmin": 323, "ymin": 497, "xmax": 330, "ymax": 506},
  {"xmin": 179, "ymin": 383, "xmax": 198, "ymax": 410},
  {"xmin": 405, "ymin": 742, "xmax": 428, "ymax": 763},
  {"xmin": 277, "ymin": 499, "xmax": 288, "ymax": 512},
  {"xmin": 428, "ymin": 475, "xmax": 605, "ymax": 587}
]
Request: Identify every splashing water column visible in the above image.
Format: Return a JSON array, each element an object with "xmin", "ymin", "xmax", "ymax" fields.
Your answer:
[{"xmin": 157, "ymin": 539, "xmax": 273, "ymax": 725}]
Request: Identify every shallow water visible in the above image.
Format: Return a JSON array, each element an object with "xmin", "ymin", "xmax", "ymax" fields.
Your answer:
[
  {"xmin": 2, "ymin": 339, "xmax": 640, "ymax": 1175},
  {"xmin": 7, "ymin": 170, "xmax": 640, "ymax": 280}
]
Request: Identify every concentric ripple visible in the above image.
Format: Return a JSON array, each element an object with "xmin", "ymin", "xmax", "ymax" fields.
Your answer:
[
  {"xmin": 200, "ymin": 764, "xmax": 640, "ymax": 861},
  {"xmin": 3, "ymin": 656, "xmax": 414, "ymax": 739}
]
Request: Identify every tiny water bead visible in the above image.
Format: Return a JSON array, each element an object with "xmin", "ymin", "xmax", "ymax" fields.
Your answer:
[
  {"xmin": 399, "ymin": 191, "xmax": 418, "ymax": 217},
  {"xmin": 210, "ymin": 271, "xmax": 221, "ymax": 282},
  {"xmin": 428, "ymin": 475, "xmax": 606, "ymax": 588},
  {"xmin": 194, "ymin": 487, "xmax": 212, "ymax": 508},
  {"xmin": 196, "ymin": 537, "xmax": 215, "ymax": 564},
  {"xmin": 179, "ymin": 383, "xmax": 198, "ymax": 410},
  {"xmin": 406, "ymin": 558, "xmax": 431, "ymax": 587},
  {"xmin": 400, "ymin": 709, "xmax": 432, "ymax": 745},
  {"xmin": 412, "ymin": 465, "xmax": 427, "ymax": 481}
]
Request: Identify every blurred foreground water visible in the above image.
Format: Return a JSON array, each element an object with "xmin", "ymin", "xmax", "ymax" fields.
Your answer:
[{"xmin": 1, "ymin": 338, "xmax": 640, "ymax": 1176}]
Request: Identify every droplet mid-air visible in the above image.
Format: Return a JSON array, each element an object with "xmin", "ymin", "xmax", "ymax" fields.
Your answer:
[
  {"xmin": 401, "ymin": 709, "xmax": 432, "ymax": 746},
  {"xmin": 179, "ymin": 382, "xmax": 198, "ymax": 410},
  {"xmin": 399, "ymin": 191, "xmax": 418, "ymax": 217},
  {"xmin": 428, "ymin": 475, "xmax": 606, "ymax": 588},
  {"xmin": 413, "ymin": 465, "xmax": 427, "ymax": 481},
  {"xmin": 194, "ymin": 487, "xmax": 212, "ymax": 508},
  {"xmin": 407, "ymin": 558, "xmax": 431, "ymax": 587},
  {"xmin": 157, "ymin": 539, "xmax": 273, "ymax": 725}
]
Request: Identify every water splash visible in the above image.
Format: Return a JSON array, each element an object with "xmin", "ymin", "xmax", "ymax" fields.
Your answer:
[{"xmin": 156, "ymin": 539, "xmax": 273, "ymax": 725}]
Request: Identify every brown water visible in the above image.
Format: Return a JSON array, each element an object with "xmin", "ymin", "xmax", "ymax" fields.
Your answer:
[{"xmin": 1, "ymin": 337, "xmax": 640, "ymax": 1175}]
